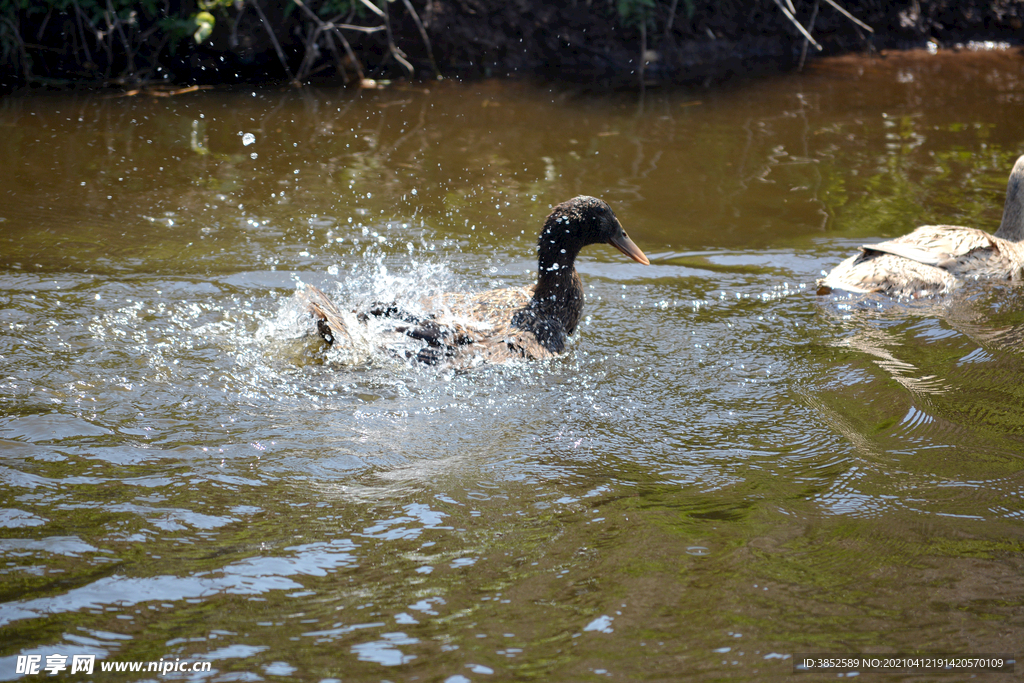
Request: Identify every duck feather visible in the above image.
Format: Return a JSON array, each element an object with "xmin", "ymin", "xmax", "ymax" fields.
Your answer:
[
  {"xmin": 297, "ymin": 196, "xmax": 649, "ymax": 367},
  {"xmin": 818, "ymin": 154, "xmax": 1024, "ymax": 297}
]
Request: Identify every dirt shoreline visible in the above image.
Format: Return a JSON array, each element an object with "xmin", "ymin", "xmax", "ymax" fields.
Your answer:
[{"xmin": 1, "ymin": 1, "xmax": 1023, "ymax": 92}]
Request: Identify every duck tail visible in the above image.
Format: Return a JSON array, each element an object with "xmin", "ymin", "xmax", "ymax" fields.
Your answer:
[{"xmin": 296, "ymin": 284, "xmax": 354, "ymax": 347}]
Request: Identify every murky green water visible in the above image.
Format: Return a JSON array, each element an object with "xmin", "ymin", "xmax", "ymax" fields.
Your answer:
[{"xmin": 2, "ymin": 48, "xmax": 1023, "ymax": 681}]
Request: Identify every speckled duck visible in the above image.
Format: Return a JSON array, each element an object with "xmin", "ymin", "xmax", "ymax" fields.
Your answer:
[
  {"xmin": 297, "ymin": 196, "xmax": 650, "ymax": 366},
  {"xmin": 817, "ymin": 154, "xmax": 1024, "ymax": 298}
]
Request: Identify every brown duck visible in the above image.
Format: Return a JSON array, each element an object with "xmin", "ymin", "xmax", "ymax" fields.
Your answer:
[
  {"xmin": 817, "ymin": 154, "xmax": 1024, "ymax": 298},
  {"xmin": 297, "ymin": 196, "xmax": 650, "ymax": 366}
]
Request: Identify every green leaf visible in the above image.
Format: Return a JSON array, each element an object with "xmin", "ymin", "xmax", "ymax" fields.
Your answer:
[{"xmin": 192, "ymin": 10, "xmax": 214, "ymax": 43}]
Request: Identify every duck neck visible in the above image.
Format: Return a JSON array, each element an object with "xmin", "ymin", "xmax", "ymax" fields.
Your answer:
[
  {"xmin": 523, "ymin": 237, "xmax": 586, "ymax": 337},
  {"xmin": 995, "ymin": 156, "xmax": 1024, "ymax": 241},
  {"xmin": 537, "ymin": 231, "xmax": 583, "ymax": 287}
]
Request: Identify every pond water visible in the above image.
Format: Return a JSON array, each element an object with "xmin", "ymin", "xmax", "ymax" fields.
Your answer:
[{"xmin": 2, "ymin": 47, "xmax": 1023, "ymax": 681}]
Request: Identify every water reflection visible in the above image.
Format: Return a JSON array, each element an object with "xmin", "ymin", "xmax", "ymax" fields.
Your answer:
[
  {"xmin": 351, "ymin": 632, "xmax": 418, "ymax": 666},
  {"xmin": 1, "ymin": 49, "xmax": 1024, "ymax": 681}
]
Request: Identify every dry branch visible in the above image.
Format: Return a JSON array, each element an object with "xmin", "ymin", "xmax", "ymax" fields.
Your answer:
[
  {"xmin": 798, "ymin": 0, "xmax": 820, "ymax": 70},
  {"xmin": 248, "ymin": 0, "xmax": 295, "ymax": 82},
  {"xmin": 822, "ymin": 0, "xmax": 874, "ymax": 32},
  {"xmin": 773, "ymin": 0, "xmax": 821, "ymax": 51},
  {"xmin": 400, "ymin": 0, "xmax": 439, "ymax": 77}
]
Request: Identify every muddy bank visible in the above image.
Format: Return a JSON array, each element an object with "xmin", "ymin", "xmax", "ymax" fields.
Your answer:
[
  {"xmin": 2, "ymin": 0, "xmax": 1023, "ymax": 91},
  {"xmin": 425, "ymin": 0, "xmax": 1024, "ymax": 87}
]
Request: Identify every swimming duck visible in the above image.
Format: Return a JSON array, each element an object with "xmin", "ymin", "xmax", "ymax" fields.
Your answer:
[
  {"xmin": 297, "ymin": 196, "xmax": 650, "ymax": 366},
  {"xmin": 817, "ymin": 154, "xmax": 1024, "ymax": 298}
]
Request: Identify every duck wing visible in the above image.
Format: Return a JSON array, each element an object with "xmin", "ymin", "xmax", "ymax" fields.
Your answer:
[
  {"xmin": 861, "ymin": 241, "xmax": 957, "ymax": 268},
  {"xmin": 296, "ymin": 284, "xmax": 356, "ymax": 347},
  {"xmin": 298, "ymin": 283, "xmax": 547, "ymax": 365},
  {"xmin": 819, "ymin": 225, "xmax": 1019, "ymax": 297},
  {"xmin": 860, "ymin": 225, "xmax": 998, "ymax": 268},
  {"xmin": 432, "ymin": 287, "xmax": 535, "ymax": 329},
  {"xmin": 454, "ymin": 330, "xmax": 556, "ymax": 365},
  {"xmin": 403, "ymin": 286, "xmax": 542, "ymax": 364},
  {"xmin": 297, "ymin": 285, "xmax": 427, "ymax": 360}
]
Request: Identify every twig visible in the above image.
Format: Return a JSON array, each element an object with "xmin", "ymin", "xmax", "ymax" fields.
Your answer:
[
  {"xmin": 400, "ymin": 0, "xmax": 439, "ymax": 78},
  {"xmin": 121, "ymin": 84, "xmax": 212, "ymax": 97},
  {"xmin": 330, "ymin": 26, "xmax": 365, "ymax": 81},
  {"xmin": 798, "ymin": 0, "xmax": 820, "ymax": 70},
  {"xmin": 133, "ymin": 23, "xmax": 171, "ymax": 82},
  {"xmin": 69, "ymin": 0, "xmax": 94, "ymax": 66},
  {"xmin": 107, "ymin": 0, "xmax": 137, "ymax": 79},
  {"xmin": 377, "ymin": 0, "xmax": 414, "ymax": 77},
  {"xmin": 334, "ymin": 24, "xmax": 386, "ymax": 33},
  {"xmin": 35, "ymin": 6, "xmax": 52, "ymax": 41},
  {"xmin": 295, "ymin": 24, "xmax": 324, "ymax": 81},
  {"xmin": 248, "ymin": 0, "xmax": 295, "ymax": 82},
  {"xmin": 291, "ymin": 0, "xmax": 372, "ymax": 82},
  {"xmin": 355, "ymin": 0, "xmax": 386, "ymax": 19},
  {"xmin": 293, "ymin": 0, "xmax": 383, "ymax": 80},
  {"xmin": 290, "ymin": 0, "xmax": 326, "ymax": 26},
  {"xmin": 773, "ymin": 0, "xmax": 821, "ymax": 51},
  {"xmin": 639, "ymin": 16, "xmax": 646, "ymax": 92},
  {"xmin": 230, "ymin": 0, "xmax": 245, "ymax": 48},
  {"xmin": 0, "ymin": 15, "xmax": 30, "ymax": 81},
  {"xmin": 321, "ymin": 30, "xmax": 350, "ymax": 84},
  {"xmin": 665, "ymin": 0, "xmax": 679, "ymax": 35},
  {"xmin": 94, "ymin": 6, "xmax": 114, "ymax": 77},
  {"xmin": 390, "ymin": 45, "xmax": 415, "ymax": 77},
  {"xmin": 821, "ymin": 0, "xmax": 874, "ymax": 33}
]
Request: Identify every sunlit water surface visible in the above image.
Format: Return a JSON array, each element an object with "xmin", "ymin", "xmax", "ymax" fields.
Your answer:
[{"xmin": 2, "ymin": 48, "xmax": 1023, "ymax": 681}]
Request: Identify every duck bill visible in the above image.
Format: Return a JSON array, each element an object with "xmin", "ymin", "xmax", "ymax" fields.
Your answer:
[{"xmin": 609, "ymin": 232, "xmax": 650, "ymax": 265}]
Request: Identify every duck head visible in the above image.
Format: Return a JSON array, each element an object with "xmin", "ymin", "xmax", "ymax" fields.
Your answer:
[
  {"xmin": 995, "ymin": 154, "xmax": 1024, "ymax": 242},
  {"xmin": 537, "ymin": 196, "xmax": 650, "ymax": 275}
]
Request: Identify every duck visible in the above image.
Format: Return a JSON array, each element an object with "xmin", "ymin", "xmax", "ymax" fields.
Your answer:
[
  {"xmin": 296, "ymin": 195, "xmax": 650, "ymax": 366},
  {"xmin": 817, "ymin": 154, "xmax": 1024, "ymax": 298}
]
